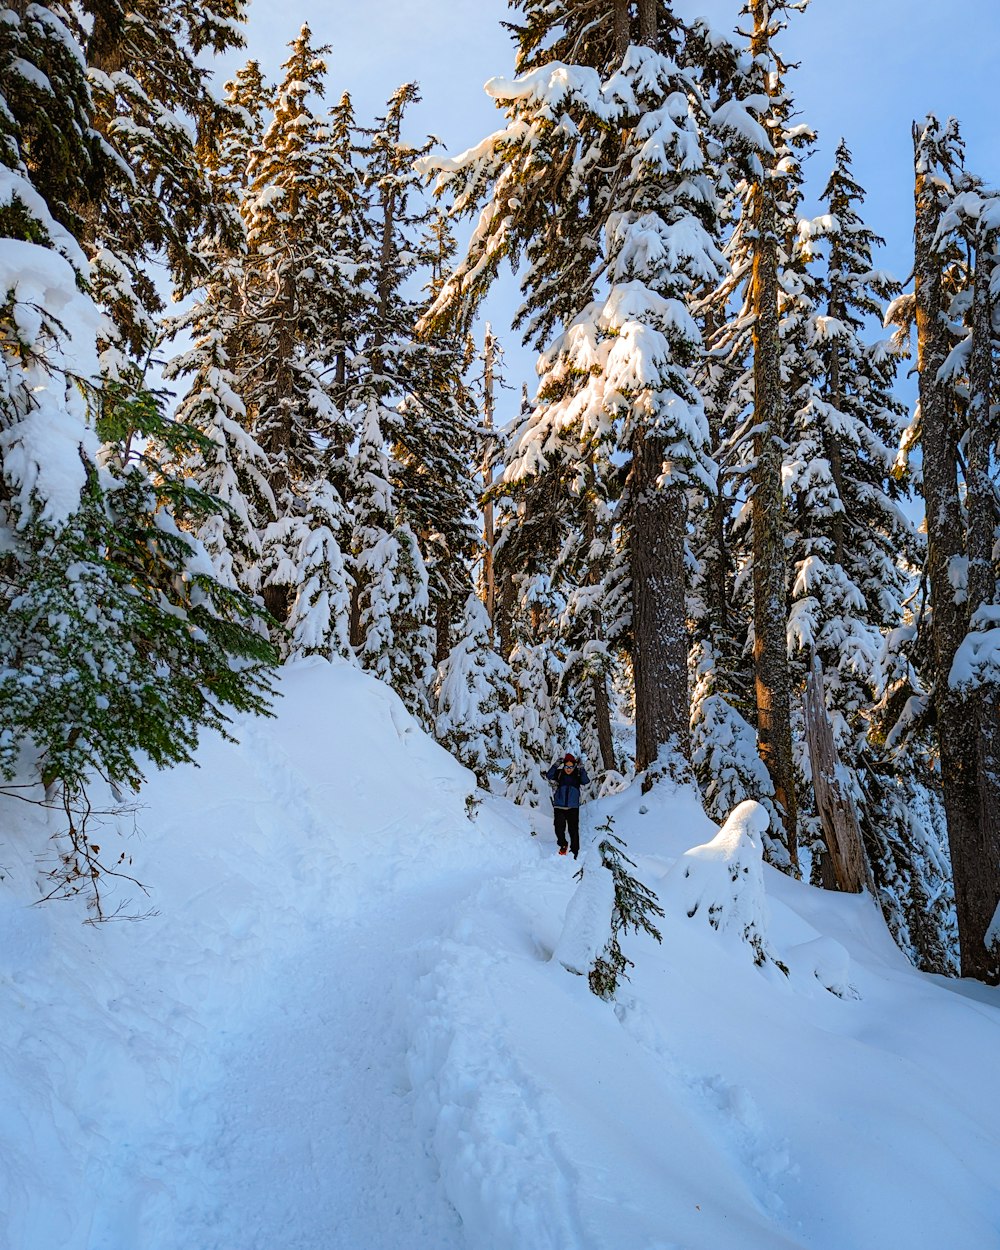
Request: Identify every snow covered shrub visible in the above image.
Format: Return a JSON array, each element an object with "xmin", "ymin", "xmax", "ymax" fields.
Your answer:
[
  {"xmin": 554, "ymin": 816, "xmax": 664, "ymax": 1001},
  {"xmin": 662, "ymin": 801, "xmax": 786, "ymax": 973}
]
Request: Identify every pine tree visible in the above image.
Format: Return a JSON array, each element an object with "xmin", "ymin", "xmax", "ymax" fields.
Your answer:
[
  {"xmin": 906, "ymin": 117, "xmax": 1000, "ymax": 982},
  {"xmin": 0, "ymin": 1, "xmax": 108, "ymax": 247},
  {"xmin": 68, "ymin": 0, "xmax": 248, "ymax": 373},
  {"xmin": 586, "ymin": 816, "xmax": 665, "ymax": 1001},
  {"xmin": 351, "ymin": 404, "xmax": 434, "ymax": 718},
  {"xmin": 162, "ymin": 63, "xmax": 275, "ymax": 589},
  {"xmin": 238, "ymin": 27, "xmax": 355, "ymax": 639},
  {"xmin": 434, "ymin": 594, "xmax": 516, "ymax": 791},
  {"xmin": 285, "ymin": 480, "xmax": 354, "ymax": 661},
  {"xmin": 358, "ymin": 91, "xmax": 479, "ymax": 664},
  {"xmin": 0, "ymin": 0, "xmax": 275, "ymax": 860},
  {"xmin": 506, "ymin": 635, "xmax": 565, "ymax": 807},
  {"xmin": 423, "ymin": 0, "xmax": 750, "ymax": 779},
  {"xmin": 696, "ymin": 0, "xmax": 815, "ymax": 867},
  {"xmin": 777, "ymin": 142, "xmax": 915, "ymax": 888}
]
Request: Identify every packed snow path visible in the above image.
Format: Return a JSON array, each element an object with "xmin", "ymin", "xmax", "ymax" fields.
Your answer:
[
  {"xmin": 136, "ymin": 675, "xmax": 539, "ymax": 1250},
  {"xmin": 173, "ymin": 898, "xmax": 469, "ymax": 1249},
  {"xmin": 3, "ymin": 660, "xmax": 1000, "ymax": 1250}
]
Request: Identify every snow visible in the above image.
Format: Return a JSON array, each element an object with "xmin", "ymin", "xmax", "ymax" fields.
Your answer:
[
  {"xmin": 951, "ymin": 604, "xmax": 1000, "ymax": 689},
  {"xmin": 3, "ymin": 660, "xmax": 1000, "ymax": 1249}
]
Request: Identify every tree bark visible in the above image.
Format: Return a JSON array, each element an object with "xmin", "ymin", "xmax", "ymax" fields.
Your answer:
[
  {"xmin": 613, "ymin": 0, "xmax": 629, "ymax": 64},
  {"xmin": 630, "ymin": 433, "xmax": 689, "ymax": 772},
  {"xmin": 962, "ymin": 222, "xmax": 1000, "ymax": 981},
  {"xmin": 824, "ymin": 318, "xmax": 847, "ymax": 566},
  {"xmin": 434, "ymin": 598, "xmax": 451, "ymax": 667},
  {"xmin": 481, "ymin": 327, "xmax": 497, "ymax": 629},
  {"xmin": 914, "ymin": 125, "xmax": 996, "ymax": 982},
  {"xmin": 592, "ymin": 673, "xmax": 617, "ymax": 773},
  {"xmin": 583, "ymin": 465, "xmax": 617, "ymax": 774},
  {"xmin": 748, "ymin": 0, "xmax": 798, "ymax": 864},
  {"xmin": 803, "ymin": 656, "xmax": 874, "ymax": 894},
  {"xmin": 638, "ymin": 0, "xmax": 657, "ymax": 48}
]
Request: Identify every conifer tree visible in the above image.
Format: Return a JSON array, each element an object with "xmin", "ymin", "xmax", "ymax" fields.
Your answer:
[
  {"xmin": 0, "ymin": 0, "xmax": 275, "ymax": 856},
  {"xmin": 905, "ymin": 117, "xmax": 1000, "ymax": 982},
  {"xmin": 68, "ymin": 0, "xmax": 248, "ymax": 371},
  {"xmin": 434, "ymin": 594, "xmax": 516, "ymax": 792},
  {"xmin": 739, "ymin": 0, "xmax": 806, "ymax": 861},
  {"xmin": 163, "ymin": 63, "xmax": 274, "ymax": 589},
  {"xmin": 358, "ymin": 91, "xmax": 479, "ymax": 662},
  {"xmin": 285, "ymin": 480, "xmax": 354, "ymax": 661},
  {"xmin": 351, "ymin": 405, "xmax": 434, "ymax": 718},
  {"xmin": 782, "ymin": 142, "xmax": 935, "ymax": 898},
  {"xmin": 423, "ymin": 0, "xmax": 754, "ymax": 779},
  {"xmin": 238, "ymin": 26, "xmax": 355, "ymax": 640},
  {"xmin": 586, "ymin": 816, "xmax": 665, "ymax": 1001},
  {"xmin": 506, "ymin": 634, "xmax": 565, "ymax": 807}
]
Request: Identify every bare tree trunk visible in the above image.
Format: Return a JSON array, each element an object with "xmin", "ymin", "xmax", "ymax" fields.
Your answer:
[
  {"xmin": 962, "ymin": 222, "xmax": 1000, "ymax": 981},
  {"xmin": 803, "ymin": 657, "xmax": 874, "ymax": 894},
  {"xmin": 748, "ymin": 0, "xmax": 797, "ymax": 864},
  {"xmin": 914, "ymin": 125, "xmax": 995, "ymax": 982},
  {"xmin": 630, "ymin": 434, "xmax": 689, "ymax": 772}
]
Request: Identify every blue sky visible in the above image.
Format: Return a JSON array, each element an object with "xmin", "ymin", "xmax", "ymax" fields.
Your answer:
[{"xmin": 219, "ymin": 0, "xmax": 1000, "ymax": 405}]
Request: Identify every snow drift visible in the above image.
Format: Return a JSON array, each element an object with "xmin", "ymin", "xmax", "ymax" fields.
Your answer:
[{"xmin": 2, "ymin": 659, "xmax": 999, "ymax": 1250}]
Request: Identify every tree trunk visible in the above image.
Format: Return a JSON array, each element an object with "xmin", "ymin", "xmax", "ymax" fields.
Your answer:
[
  {"xmin": 913, "ymin": 125, "xmax": 994, "ymax": 982},
  {"xmin": 825, "ymin": 322, "xmax": 848, "ymax": 566},
  {"xmin": 630, "ymin": 433, "xmax": 689, "ymax": 772},
  {"xmin": 592, "ymin": 673, "xmax": 617, "ymax": 773},
  {"xmin": 583, "ymin": 468, "xmax": 617, "ymax": 774},
  {"xmin": 803, "ymin": 657, "xmax": 874, "ymax": 894},
  {"xmin": 613, "ymin": 0, "xmax": 629, "ymax": 63},
  {"xmin": 495, "ymin": 562, "xmax": 517, "ymax": 662},
  {"xmin": 748, "ymin": 1, "xmax": 798, "ymax": 864},
  {"xmin": 481, "ymin": 327, "xmax": 497, "ymax": 629},
  {"xmin": 434, "ymin": 598, "xmax": 451, "ymax": 667},
  {"xmin": 638, "ymin": 0, "xmax": 657, "ymax": 48},
  {"xmin": 961, "ymin": 222, "xmax": 1000, "ymax": 981}
]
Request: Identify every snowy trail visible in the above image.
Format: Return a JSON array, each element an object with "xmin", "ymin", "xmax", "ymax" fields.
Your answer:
[
  {"xmin": 170, "ymin": 894, "xmax": 477, "ymax": 1250},
  {"xmin": 5, "ymin": 661, "xmax": 1000, "ymax": 1250},
  {"xmin": 142, "ymin": 671, "xmax": 534, "ymax": 1250}
]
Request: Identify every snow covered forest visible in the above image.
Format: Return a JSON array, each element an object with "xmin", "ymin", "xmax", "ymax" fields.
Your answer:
[
  {"xmin": 3, "ymin": 0, "xmax": 1000, "ymax": 1243},
  {"xmin": 3, "ymin": 0, "xmax": 997, "ymax": 978}
]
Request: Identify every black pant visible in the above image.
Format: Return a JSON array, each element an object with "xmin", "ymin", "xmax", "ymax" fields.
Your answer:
[{"xmin": 554, "ymin": 807, "xmax": 580, "ymax": 857}]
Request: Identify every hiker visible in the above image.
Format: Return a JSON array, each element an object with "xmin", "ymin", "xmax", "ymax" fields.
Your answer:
[{"xmin": 545, "ymin": 753, "xmax": 590, "ymax": 858}]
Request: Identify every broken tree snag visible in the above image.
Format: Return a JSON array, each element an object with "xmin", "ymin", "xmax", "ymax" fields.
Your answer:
[{"xmin": 802, "ymin": 657, "xmax": 873, "ymax": 895}]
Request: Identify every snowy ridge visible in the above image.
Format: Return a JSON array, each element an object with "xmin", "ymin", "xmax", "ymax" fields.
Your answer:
[{"xmin": 2, "ymin": 661, "xmax": 1000, "ymax": 1249}]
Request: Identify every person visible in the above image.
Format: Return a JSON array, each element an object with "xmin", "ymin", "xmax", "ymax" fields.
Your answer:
[{"xmin": 545, "ymin": 752, "xmax": 590, "ymax": 858}]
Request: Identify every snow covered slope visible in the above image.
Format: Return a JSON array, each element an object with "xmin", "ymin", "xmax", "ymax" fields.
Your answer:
[{"xmin": 2, "ymin": 659, "xmax": 999, "ymax": 1250}]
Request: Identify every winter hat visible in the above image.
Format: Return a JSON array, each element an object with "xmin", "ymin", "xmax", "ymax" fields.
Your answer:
[{"xmin": 564, "ymin": 752, "xmax": 577, "ymax": 763}]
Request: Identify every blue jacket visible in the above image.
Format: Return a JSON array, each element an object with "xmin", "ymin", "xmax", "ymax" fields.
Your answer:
[{"xmin": 546, "ymin": 762, "xmax": 590, "ymax": 809}]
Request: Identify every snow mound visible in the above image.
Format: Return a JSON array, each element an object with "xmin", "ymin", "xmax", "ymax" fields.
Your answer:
[
  {"xmin": 660, "ymin": 799, "xmax": 780, "ymax": 970},
  {"xmin": 551, "ymin": 837, "xmax": 616, "ymax": 976},
  {"xmin": 3, "ymin": 660, "xmax": 1000, "ymax": 1250}
]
